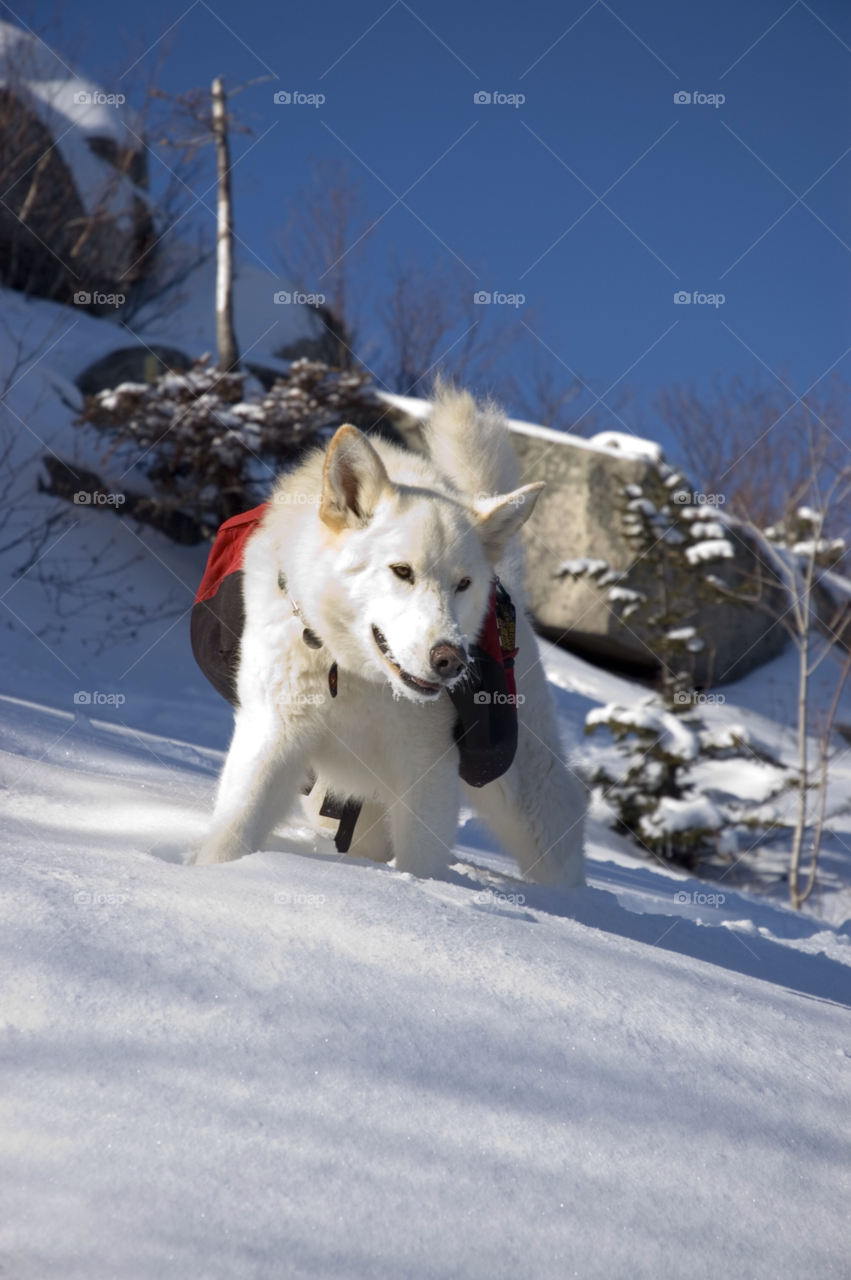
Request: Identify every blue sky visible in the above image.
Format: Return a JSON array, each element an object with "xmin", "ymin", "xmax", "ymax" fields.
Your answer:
[{"xmin": 26, "ymin": 0, "xmax": 851, "ymax": 446}]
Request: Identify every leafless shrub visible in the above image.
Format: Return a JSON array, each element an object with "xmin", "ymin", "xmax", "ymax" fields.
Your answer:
[
  {"xmin": 657, "ymin": 370, "xmax": 851, "ymax": 543},
  {"xmin": 277, "ymin": 159, "xmax": 374, "ymax": 366}
]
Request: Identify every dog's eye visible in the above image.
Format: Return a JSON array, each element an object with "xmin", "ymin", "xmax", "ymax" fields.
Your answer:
[
  {"xmin": 390, "ymin": 563, "xmax": 414, "ymax": 582},
  {"xmin": 456, "ymin": 577, "xmax": 471, "ymax": 592}
]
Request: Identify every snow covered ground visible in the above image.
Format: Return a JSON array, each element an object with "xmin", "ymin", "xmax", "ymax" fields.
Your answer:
[
  {"xmin": 2, "ymin": 285, "xmax": 851, "ymax": 1277},
  {"xmin": 2, "ymin": 642, "xmax": 851, "ymax": 1278}
]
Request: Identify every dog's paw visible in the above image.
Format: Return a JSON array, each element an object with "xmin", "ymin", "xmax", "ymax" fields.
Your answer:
[{"xmin": 192, "ymin": 831, "xmax": 250, "ymax": 865}]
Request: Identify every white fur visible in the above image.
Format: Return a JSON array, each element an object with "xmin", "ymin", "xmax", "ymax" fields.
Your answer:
[{"xmin": 194, "ymin": 387, "xmax": 586, "ymax": 886}]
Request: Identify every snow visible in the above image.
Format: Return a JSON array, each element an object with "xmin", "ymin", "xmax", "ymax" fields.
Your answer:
[
  {"xmin": 606, "ymin": 585, "xmax": 644, "ymax": 604},
  {"xmin": 376, "ymin": 393, "xmax": 665, "ymax": 461},
  {"xmin": 587, "ymin": 429, "xmax": 663, "ymax": 461},
  {"xmin": 689, "ymin": 520, "xmax": 726, "ymax": 539},
  {"xmin": 554, "ymin": 556, "xmax": 610, "ymax": 578},
  {"xmin": 3, "ymin": 288, "xmax": 851, "ymax": 1277},
  {"xmin": 2, "ymin": 691, "xmax": 851, "ymax": 1278},
  {"xmin": 792, "ymin": 537, "xmax": 846, "ymax": 558},
  {"xmin": 586, "ymin": 702, "xmax": 700, "ymax": 762},
  {"xmin": 685, "ymin": 537, "xmax": 735, "ymax": 565},
  {"xmin": 667, "ymin": 626, "xmax": 705, "ymax": 652},
  {"xmin": 626, "ymin": 496, "xmax": 657, "ymax": 516},
  {"xmin": 640, "ymin": 793, "xmax": 724, "ymax": 836},
  {"xmin": 697, "ymin": 724, "xmax": 780, "ymax": 762}
]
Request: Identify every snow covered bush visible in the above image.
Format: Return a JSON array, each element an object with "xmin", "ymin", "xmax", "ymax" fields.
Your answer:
[
  {"xmin": 75, "ymin": 356, "xmax": 377, "ymax": 539},
  {"xmin": 585, "ymin": 698, "xmax": 788, "ymax": 865},
  {"xmin": 568, "ymin": 467, "xmax": 790, "ymax": 864}
]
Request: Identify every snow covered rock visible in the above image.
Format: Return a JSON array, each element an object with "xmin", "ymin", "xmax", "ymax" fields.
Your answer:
[
  {"xmin": 0, "ymin": 21, "xmax": 152, "ymax": 307},
  {"xmin": 508, "ymin": 427, "xmax": 788, "ymax": 684}
]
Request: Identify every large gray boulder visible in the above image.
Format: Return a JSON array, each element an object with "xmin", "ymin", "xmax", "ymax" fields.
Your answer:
[{"xmin": 508, "ymin": 421, "xmax": 788, "ymax": 686}]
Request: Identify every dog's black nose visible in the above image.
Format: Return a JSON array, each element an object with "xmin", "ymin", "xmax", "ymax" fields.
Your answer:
[{"xmin": 430, "ymin": 642, "xmax": 467, "ymax": 679}]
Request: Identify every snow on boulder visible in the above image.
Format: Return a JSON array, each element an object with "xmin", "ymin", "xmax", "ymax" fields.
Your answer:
[
  {"xmin": 0, "ymin": 20, "xmax": 151, "ymax": 308},
  {"xmin": 587, "ymin": 429, "xmax": 663, "ymax": 462},
  {"xmin": 508, "ymin": 425, "xmax": 788, "ymax": 684}
]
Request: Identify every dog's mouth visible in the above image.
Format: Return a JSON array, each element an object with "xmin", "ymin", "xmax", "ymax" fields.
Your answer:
[{"xmin": 372, "ymin": 625, "xmax": 442, "ymax": 697}]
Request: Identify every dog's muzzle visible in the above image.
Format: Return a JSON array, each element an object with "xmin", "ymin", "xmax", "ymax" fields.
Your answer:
[
  {"xmin": 429, "ymin": 642, "xmax": 467, "ymax": 680},
  {"xmin": 372, "ymin": 625, "xmax": 465, "ymax": 697}
]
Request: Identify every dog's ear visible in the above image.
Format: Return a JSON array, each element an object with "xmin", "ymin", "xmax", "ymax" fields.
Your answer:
[
  {"xmin": 320, "ymin": 425, "xmax": 391, "ymax": 532},
  {"xmin": 472, "ymin": 483, "xmax": 545, "ymax": 561}
]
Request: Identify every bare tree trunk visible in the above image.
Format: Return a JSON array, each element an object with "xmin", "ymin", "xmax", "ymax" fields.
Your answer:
[
  {"xmin": 798, "ymin": 645, "xmax": 851, "ymax": 906},
  {"xmin": 789, "ymin": 625, "xmax": 809, "ymax": 908},
  {"xmin": 211, "ymin": 76, "xmax": 238, "ymax": 374}
]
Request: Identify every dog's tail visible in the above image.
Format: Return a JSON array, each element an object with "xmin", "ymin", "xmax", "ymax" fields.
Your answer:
[{"xmin": 425, "ymin": 380, "xmax": 520, "ymax": 500}]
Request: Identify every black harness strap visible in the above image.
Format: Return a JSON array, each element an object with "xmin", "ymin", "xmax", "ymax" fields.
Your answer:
[{"xmin": 319, "ymin": 793, "xmax": 364, "ymax": 853}]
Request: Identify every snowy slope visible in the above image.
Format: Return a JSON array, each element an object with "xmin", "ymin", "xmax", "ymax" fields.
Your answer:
[{"xmin": 1, "ymin": 688, "xmax": 850, "ymax": 1280}]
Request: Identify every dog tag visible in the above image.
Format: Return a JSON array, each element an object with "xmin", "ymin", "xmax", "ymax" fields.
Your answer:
[
  {"xmin": 303, "ymin": 628, "xmax": 323, "ymax": 649},
  {"xmin": 277, "ymin": 569, "xmax": 288, "ymax": 592}
]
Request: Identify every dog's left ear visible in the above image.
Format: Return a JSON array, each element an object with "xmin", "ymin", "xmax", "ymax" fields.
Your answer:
[
  {"xmin": 473, "ymin": 483, "xmax": 545, "ymax": 561},
  {"xmin": 320, "ymin": 425, "xmax": 392, "ymax": 532}
]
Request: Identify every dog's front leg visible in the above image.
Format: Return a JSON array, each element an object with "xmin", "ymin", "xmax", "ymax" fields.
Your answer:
[
  {"xmin": 387, "ymin": 757, "xmax": 459, "ymax": 879},
  {"xmin": 194, "ymin": 705, "xmax": 311, "ymax": 865}
]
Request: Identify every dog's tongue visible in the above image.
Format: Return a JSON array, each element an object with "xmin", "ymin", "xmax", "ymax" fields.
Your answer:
[{"xmin": 404, "ymin": 671, "xmax": 441, "ymax": 693}]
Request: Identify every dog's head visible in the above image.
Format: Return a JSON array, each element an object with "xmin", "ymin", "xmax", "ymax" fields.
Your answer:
[{"xmin": 311, "ymin": 425, "xmax": 543, "ymax": 702}]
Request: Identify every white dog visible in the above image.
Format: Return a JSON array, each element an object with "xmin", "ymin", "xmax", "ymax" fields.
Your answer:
[{"xmin": 194, "ymin": 385, "xmax": 586, "ymax": 885}]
